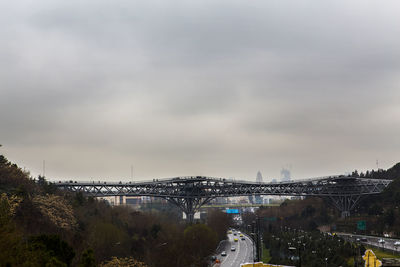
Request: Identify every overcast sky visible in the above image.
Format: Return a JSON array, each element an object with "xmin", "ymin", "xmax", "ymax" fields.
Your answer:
[{"xmin": 1, "ymin": 0, "xmax": 400, "ymax": 182}]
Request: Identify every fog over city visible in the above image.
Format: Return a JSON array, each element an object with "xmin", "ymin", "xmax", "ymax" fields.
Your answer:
[{"xmin": 1, "ymin": 0, "xmax": 400, "ymax": 181}]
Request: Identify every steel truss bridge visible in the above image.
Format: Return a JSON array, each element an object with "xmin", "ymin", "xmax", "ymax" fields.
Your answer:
[{"xmin": 54, "ymin": 175, "xmax": 392, "ymax": 222}]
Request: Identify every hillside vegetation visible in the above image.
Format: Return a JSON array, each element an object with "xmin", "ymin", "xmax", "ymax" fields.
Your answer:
[
  {"xmin": 0, "ymin": 155, "xmax": 230, "ymax": 267},
  {"xmin": 248, "ymin": 162, "xmax": 400, "ymax": 237}
]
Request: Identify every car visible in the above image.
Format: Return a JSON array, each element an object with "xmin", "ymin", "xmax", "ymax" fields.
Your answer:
[
  {"xmin": 231, "ymin": 246, "xmax": 236, "ymax": 251},
  {"xmin": 233, "ymin": 233, "xmax": 237, "ymax": 236},
  {"xmin": 394, "ymin": 241, "xmax": 400, "ymax": 246},
  {"xmin": 378, "ymin": 239, "xmax": 385, "ymax": 244},
  {"xmin": 356, "ymin": 238, "xmax": 361, "ymax": 242},
  {"xmin": 228, "ymin": 230, "xmax": 232, "ymax": 234},
  {"xmin": 234, "ymin": 238, "xmax": 238, "ymax": 242},
  {"xmin": 240, "ymin": 234, "xmax": 244, "ymax": 237},
  {"xmin": 221, "ymin": 251, "xmax": 227, "ymax": 256},
  {"xmin": 361, "ymin": 237, "xmax": 368, "ymax": 242},
  {"xmin": 241, "ymin": 237, "xmax": 245, "ymax": 240}
]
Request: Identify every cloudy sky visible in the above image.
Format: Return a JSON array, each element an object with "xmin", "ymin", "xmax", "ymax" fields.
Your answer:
[{"xmin": 1, "ymin": 0, "xmax": 400, "ymax": 182}]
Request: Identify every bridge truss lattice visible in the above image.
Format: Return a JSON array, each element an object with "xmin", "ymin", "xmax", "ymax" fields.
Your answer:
[{"xmin": 55, "ymin": 176, "xmax": 392, "ymax": 222}]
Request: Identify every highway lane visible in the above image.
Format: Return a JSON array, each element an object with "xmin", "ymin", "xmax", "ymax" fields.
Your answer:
[
  {"xmin": 218, "ymin": 231, "xmax": 254, "ymax": 267},
  {"xmin": 338, "ymin": 233, "xmax": 400, "ymax": 252}
]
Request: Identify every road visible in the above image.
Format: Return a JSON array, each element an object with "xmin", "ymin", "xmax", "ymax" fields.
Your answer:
[
  {"xmin": 337, "ymin": 233, "xmax": 400, "ymax": 253},
  {"xmin": 216, "ymin": 231, "xmax": 254, "ymax": 267}
]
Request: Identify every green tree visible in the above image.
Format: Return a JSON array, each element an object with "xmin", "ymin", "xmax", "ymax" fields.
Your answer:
[
  {"xmin": 88, "ymin": 221, "xmax": 131, "ymax": 262},
  {"xmin": 183, "ymin": 224, "xmax": 217, "ymax": 266},
  {"xmin": 46, "ymin": 257, "xmax": 67, "ymax": 267},
  {"xmin": 28, "ymin": 234, "xmax": 75, "ymax": 266},
  {"xmin": 384, "ymin": 208, "xmax": 395, "ymax": 227},
  {"xmin": 207, "ymin": 209, "xmax": 231, "ymax": 241},
  {"xmin": 80, "ymin": 249, "xmax": 96, "ymax": 267}
]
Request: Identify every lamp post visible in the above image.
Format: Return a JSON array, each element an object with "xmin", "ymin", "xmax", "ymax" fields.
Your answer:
[
  {"xmin": 251, "ymin": 232, "xmax": 256, "ymax": 264},
  {"xmin": 288, "ymin": 245, "xmax": 296, "ymax": 261}
]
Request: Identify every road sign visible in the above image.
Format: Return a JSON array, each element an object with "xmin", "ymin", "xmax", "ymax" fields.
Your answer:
[
  {"xmin": 357, "ymin": 220, "xmax": 366, "ymax": 231},
  {"xmin": 226, "ymin": 209, "xmax": 239, "ymax": 214}
]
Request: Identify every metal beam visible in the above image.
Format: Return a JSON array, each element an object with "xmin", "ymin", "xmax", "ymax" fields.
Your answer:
[{"xmin": 54, "ymin": 176, "xmax": 392, "ymax": 220}]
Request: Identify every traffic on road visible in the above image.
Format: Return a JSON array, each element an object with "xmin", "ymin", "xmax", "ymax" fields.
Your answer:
[
  {"xmin": 214, "ymin": 229, "xmax": 254, "ymax": 267},
  {"xmin": 337, "ymin": 233, "xmax": 400, "ymax": 252}
]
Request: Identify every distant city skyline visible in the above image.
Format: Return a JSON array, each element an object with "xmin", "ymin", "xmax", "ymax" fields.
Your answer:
[{"xmin": 1, "ymin": 0, "xmax": 400, "ymax": 181}]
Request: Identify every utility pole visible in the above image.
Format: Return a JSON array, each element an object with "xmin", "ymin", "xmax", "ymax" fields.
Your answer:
[
  {"xmin": 251, "ymin": 221, "xmax": 257, "ymax": 263},
  {"xmin": 253, "ymin": 216, "xmax": 262, "ymax": 262},
  {"xmin": 43, "ymin": 160, "xmax": 46, "ymax": 177},
  {"xmin": 258, "ymin": 216, "xmax": 262, "ymax": 262}
]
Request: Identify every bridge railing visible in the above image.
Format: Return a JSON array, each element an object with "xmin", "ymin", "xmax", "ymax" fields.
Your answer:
[{"xmin": 51, "ymin": 174, "xmax": 391, "ymax": 187}]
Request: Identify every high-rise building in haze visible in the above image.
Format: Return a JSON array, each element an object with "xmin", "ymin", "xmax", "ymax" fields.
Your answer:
[
  {"xmin": 281, "ymin": 168, "xmax": 291, "ymax": 182},
  {"xmin": 256, "ymin": 171, "xmax": 263, "ymax": 183},
  {"xmin": 255, "ymin": 171, "xmax": 263, "ymax": 204}
]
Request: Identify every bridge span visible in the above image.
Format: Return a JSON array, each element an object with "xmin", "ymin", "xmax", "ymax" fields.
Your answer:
[{"xmin": 54, "ymin": 175, "xmax": 392, "ymax": 222}]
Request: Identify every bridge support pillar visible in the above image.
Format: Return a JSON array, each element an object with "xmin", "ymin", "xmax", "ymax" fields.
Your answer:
[
  {"xmin": 166, "ymin": 197, "xmax": 213, "ymax": 223},
  {"xmin": 329, "ymin": 195, "xmax": 361, "ymax": 218}
]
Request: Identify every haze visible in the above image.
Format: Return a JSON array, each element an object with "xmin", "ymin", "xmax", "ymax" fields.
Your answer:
[{"xmin": 1, "ymin": 0, "xmax": 400, "ymax": 181}]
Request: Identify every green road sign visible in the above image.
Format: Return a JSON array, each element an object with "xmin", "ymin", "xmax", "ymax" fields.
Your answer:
[{"xmin": 357, "ymin": 220, "xmax": 366, "ymax": 230}]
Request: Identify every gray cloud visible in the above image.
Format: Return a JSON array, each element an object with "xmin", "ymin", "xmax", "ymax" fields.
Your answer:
[{"xmin": 1, "ymin": 0, "xmax": 400, "ymax": 181}]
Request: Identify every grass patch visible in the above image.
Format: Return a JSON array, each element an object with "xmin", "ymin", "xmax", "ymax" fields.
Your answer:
[
  {"xmin": 365, "ymin": 247, "xmax": 400, "ymax": 259},
  {"xmin": 347, "ymin": 257, "xmax": 355, "ymax": 266},
  {"xmin": 262, "ymin": 244, "xmax": 271, "ymax": 263}
]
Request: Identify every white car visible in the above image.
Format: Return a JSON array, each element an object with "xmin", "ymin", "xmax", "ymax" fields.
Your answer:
[
  {"xmin": 394, "ymin": 241, "xmax": 400, "ymax": 246},
  {"xmin": 231, "ymin": 246, "xmax": 236, "ymax": 251},
  {"xmin": 221, "ymin": 251, "xmax": 227, "ymax": 256},
  {"xmin": 378, "ymin": 239, "xmax": 385, "ymax": 244}
]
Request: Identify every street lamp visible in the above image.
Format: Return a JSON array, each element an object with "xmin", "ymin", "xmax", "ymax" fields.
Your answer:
[
  {"xmin": 288, "ymin": 246, "xmax": 296, "ymax": 257},
  {"xmin": 288, "ymin": 246, "xmax": 299, "ymax": 266},
  {"xmin": 251, "ymin": 232, "xmax": 256, "ymax": 263}
]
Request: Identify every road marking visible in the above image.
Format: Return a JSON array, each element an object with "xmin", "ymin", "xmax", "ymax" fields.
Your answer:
[
  {"xmin": 244, "ymin": 235, "xmax": 253, "ymax": 262},
  {"xmin": 220, "ymin": 234, "xmax": 233, "ymax": 266},
  {"xmin": 230, "ymin": 237, "xmax": 240, "ymax": 267},
  {"xmin": 242, "ymin": 238, "xmax": 248, "ymax": 263},
  {"xmin": 220, "ymin": 231, "xmax": 255, "ymax": 267}
]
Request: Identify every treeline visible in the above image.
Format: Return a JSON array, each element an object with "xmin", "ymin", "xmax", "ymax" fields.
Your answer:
[
  {"xmin": 263, "ymin": 229, "xmax": 365, "ymax": 267},
  {"xmin": 350, "ymin": 162, "xmax": 400, "ymax": 180},
  {"xmin": 0, "ymin": 155, "xmax": 231, "ymax": 266},
  {"xmin": 242, "ymin": 162, "xmax": 400, "ymax": 238},
  {"xmin": 352, "ymin": 163, "xmax": 400, "ymax": 236},
  {"xmin": 242, "ymin": 197, "xmax": 335, "ymax": 233}
]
